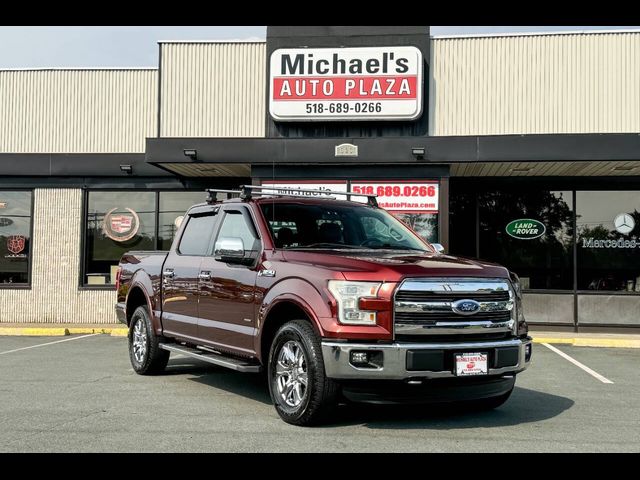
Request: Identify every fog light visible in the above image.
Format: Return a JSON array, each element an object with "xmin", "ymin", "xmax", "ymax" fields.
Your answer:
[
  {"xmin": 525, "ymin": 344, "xmax": 532, "ymax": 362},
  {"xmin": 351, "ymin": 352, "xmax": 369, "ymax": 365}
]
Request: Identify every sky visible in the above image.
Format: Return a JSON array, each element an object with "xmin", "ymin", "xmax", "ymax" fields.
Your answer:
[{"xmin": 0, "ymin": 26, "xmax": 638, "ymax": 69}]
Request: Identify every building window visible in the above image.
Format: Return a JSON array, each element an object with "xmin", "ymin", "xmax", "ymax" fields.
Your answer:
[
  {"xmin": 83, "ymin": 190, "xmax": 208, "ymax": 287},
  {"xmin": 0, "ymin": 191, "xmax": 33, "ymax": 286},
  {"xmin": 473, "ymin": 190, "xmax": 574, "ymax": 290},
  {"xmin": 577, "ymin": 191, "xmax": 640, "ymax": 293},
  {"xmin": 85, "ymin": 191, "xmax": 157, "ymax": 286}
]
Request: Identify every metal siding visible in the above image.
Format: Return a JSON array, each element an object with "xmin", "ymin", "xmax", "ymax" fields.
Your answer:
[
  {"xmin": 523, "ymin": 293, "xmax": 575, "ymax": 324},
  {"xmin": 430, "ymin": 33, "xmax": 640, "ymax": 136},
  {"xmin": 160, "ymin": 43, "xmax": 266, "ymax": 138},
  {"xmin": 578, "ymin": 295, "xmax": 640, "ymax": 326},
  {"xmin": 0, "ymin": 70, "xmax": 156, "ymax": 153},
  {"xmin": 0, "ymin": 189, "xmax": 116, "ymax": 324}
]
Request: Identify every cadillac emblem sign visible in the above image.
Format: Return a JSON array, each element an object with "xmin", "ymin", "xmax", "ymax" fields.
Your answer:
[
  {"xmin": 7, "ymin": 235, "xmax": 26, "ymax": 255},
  {"xmin": 103, "ymin": 208, "xmax": 140, "ymax": 242}
]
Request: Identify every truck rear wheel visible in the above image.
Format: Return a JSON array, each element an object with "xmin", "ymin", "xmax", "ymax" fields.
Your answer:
[
  {"xmin": 128, "ymin": 305, "xmax": 169, "ymax": 375},
  {"xmin": 267, "ymin": 320, "xmax": 339, "ymax": 426}
]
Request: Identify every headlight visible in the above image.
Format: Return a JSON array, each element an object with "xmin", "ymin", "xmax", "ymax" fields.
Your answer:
[
  {"xmin": 509, "ymin": 271, "xmax": 528, "ymax": 335},
  {"xmin": 328, "ymin": 281, "xmax": 381, "ymax": 326}
]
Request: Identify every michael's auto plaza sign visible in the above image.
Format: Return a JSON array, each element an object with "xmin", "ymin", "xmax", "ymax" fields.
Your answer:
[{"xmin": 269, "ymin": 46, "xmax": 423, "ymax": 121}]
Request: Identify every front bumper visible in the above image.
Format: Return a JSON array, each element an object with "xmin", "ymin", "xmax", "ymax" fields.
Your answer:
[{"xmin": 321, "ymin": 337, "xmax": 532, "ymax": 380}]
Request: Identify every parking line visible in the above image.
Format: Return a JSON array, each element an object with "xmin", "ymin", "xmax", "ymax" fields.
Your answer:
[
  {"xmin": 0, "ymin": 334, "xmax": 100, "ymax": 356},
  {"xmin": 542, "ymin": 342, "xmax": 614, "ymax": 384}
]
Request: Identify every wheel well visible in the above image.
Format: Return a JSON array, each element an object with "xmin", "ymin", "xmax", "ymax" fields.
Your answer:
[
  {"xmin": 126, "ymin": 287, "xmax": 148, "ymax": 326},
  {"xmin": 261, "ymin": 302, "xmax": 314, "ymax": 362}
]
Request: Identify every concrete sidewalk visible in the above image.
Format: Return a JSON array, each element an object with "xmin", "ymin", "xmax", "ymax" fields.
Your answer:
[{"xmin": 0, "ymin": 324, "xmax": 639, "ymax": 348}]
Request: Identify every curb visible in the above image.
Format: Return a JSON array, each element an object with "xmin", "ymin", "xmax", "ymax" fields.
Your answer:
[
  {"xmin": 532, "ymin": 337, "xmax": 640, "ymax": 349},
  {"xmin": 0, "ymin": 327, "xmax": 128, "ymax": 338}
]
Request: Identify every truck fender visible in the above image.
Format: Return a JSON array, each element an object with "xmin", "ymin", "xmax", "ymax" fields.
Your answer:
[
  {"xmin": 126, "ymin": 270, "xmax": 162, "ymax": 335},
  {"xmin": 258, "ymin": 278, "xmax": 333, "ymax": 356}
]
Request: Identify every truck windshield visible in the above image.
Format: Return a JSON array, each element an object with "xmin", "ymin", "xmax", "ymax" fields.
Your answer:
[{"xmin": 260, "ymin": 202, "xmax": 431, "ymax": 252}]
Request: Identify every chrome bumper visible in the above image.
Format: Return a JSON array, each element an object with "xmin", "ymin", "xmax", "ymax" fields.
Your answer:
[{"xmin": 321, "ymin": 337, "xmax": 532, "ymax": 380}]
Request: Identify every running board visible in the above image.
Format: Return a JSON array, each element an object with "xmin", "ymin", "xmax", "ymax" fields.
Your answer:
[{"xmin": 160, "ymin": 344, "xmax": 262, "ymax": 373}]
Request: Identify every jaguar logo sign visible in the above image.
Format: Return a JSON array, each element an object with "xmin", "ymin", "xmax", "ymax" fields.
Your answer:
[
  {"xmin": 103, "ymin": 208, "xmax": 140, "ymax": 242},
  {"xmin": 452, "ymin": 299, "xmax": 481, "ymax": 316}
]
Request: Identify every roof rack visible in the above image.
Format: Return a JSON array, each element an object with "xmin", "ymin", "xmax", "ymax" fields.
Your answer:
[{"xmin": 205, "ymin": 185, "xmax": 378, "ymax": 207}]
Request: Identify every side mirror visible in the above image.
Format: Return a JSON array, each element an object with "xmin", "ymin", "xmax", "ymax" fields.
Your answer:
[
  {"xmin": 431, "ymin": 243, "xmax": 445, "ymax": 254},
  {"xmin": 214, "ymin": 237, "xmax": 246, "ymax": 264}
]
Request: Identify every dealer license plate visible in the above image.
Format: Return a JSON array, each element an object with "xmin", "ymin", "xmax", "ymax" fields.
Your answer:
[{"xmin": 455, "ymin": 352, "xmax": 488, "ymax": 376}]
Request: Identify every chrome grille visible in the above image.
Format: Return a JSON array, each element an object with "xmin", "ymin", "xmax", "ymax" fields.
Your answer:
[{"xmin": 393, "ymin": 278, "xmax": 515, "ymax": 338}]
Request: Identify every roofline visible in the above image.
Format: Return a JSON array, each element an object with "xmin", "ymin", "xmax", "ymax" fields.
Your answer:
[
  {"xmin": 158, "ymin": 39, "xmax": 266, "ymax": 44},
  {"xmin": 430, "ymin": 28, "xmax": 640, "ymax": 40},
  {"xmin": 0, "ymin": 67, "xmax": 157, "ymax": 72}
]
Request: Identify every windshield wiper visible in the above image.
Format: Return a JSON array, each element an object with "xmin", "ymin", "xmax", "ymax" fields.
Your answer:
[
  {"xmin": 368, "ymin": 245, "xmax": 427, "ymax": 251},
  {"xmin": 285, "ymin": 243, "xmax": 362, "ymax": 250}
]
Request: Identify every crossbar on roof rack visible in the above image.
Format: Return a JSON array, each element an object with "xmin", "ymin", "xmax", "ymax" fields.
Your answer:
[
  {"xmin": 205, "ymin": 185, "xmax": 379, "ymax": 207},
  {"xmin": 240, "ymin": 185, "xmax": 379, "ymax": 207}
]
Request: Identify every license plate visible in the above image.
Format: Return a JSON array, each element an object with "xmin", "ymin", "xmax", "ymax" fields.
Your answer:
[{"xmin": 455, "ymin": 352, "xmax": 488, "ymax": 376}]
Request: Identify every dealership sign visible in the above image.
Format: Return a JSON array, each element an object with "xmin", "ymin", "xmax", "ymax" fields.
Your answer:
[
  {"xmin": 269, "ymin": 46, "xmax": 423, "ymax": 121},
  {"xmin": 351, "ymin": 181, "xmax": 438, "ymax": 213},
  {"xmin": 261, "ymin": 181, "xmax": 348, "ymax": 198},
  {"xmin": 505, "ymin": 219, "xmax": 546, "ymax": 240},
  {"xmin": 103, "ymin": 208, "xmax": 140, "ymax": 242}
]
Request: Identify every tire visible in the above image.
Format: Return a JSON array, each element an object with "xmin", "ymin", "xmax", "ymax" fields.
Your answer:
[
  {"xmin": 267, "ymin": 320, "xmax": 339, "ymax": 426},
  {"xmin": 128, "ymin": 305, "xmax": 170, "ymax": 375}
]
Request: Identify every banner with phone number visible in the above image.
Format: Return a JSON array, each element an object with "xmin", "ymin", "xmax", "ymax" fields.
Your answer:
[{"xmin": 351, "ymin": 181, "xmax": 439, "ymax": 213}]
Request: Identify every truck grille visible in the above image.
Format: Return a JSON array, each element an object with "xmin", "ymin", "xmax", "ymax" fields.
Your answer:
[{"xmin": 393, "ymin": 278, "xmax": 515, "ymax": 339}]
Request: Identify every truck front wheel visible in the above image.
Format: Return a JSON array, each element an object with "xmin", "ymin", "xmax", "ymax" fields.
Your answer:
[
  {"xmin": 128, "ymin": 306, "xmax": 170, "ymax": 375},
  {"xmin": 267, "ymin": 320, "xmax": 339, "ymax": 426}
]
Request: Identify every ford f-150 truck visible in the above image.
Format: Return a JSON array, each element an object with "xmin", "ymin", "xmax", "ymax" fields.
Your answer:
[{"xmin": 115, "ymin": 185, "xmax": 532, "ymax": 426}]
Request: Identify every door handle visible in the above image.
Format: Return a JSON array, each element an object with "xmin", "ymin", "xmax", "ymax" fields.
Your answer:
[
  {"xmin": 163, "ymin": 269, "xmax": 175, "ymax": 279},
  {"xmin": 198, "ymin": 271, "xmax": 212, "ymax": 281}
]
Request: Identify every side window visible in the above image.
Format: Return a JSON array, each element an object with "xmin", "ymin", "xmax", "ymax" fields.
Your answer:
[
  {"xmin": 178, "ymin": 214, "xmax": 217, "ymax": 255},
  {"xmin": 216, "ymin": 210, "xmax": 258, "ymax": 252}
]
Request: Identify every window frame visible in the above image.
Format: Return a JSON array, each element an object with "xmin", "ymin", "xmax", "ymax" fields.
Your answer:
[
  {"xmin": 175, "ymin": 209, "xmax": 220, "ymax": 257},
  {"xmin": 0, "ymin": 189, "xmax": 34, "ymax": 290}
]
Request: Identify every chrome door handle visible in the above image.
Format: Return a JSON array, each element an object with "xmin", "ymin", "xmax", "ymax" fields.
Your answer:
[
  {"xmin": 163, "ymin": 269, "xmax": 174, "ymax": 279},
  {"xmin": 198, "ymin": 271, "xmax": 212, "ymax": 281}
]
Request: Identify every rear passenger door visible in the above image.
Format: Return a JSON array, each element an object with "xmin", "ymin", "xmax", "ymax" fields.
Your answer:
[{"xmin": 161, "ymin": 207, "xmax": 219, "ymax": 341}]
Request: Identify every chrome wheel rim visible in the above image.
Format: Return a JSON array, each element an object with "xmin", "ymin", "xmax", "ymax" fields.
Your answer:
[
  {"xmin": 275, "ymin": 340, "xmax": 308, "ymax": 408},
  {"xmin": 132, "ymin": 319, "xmax": 148, "ymax": 364}
]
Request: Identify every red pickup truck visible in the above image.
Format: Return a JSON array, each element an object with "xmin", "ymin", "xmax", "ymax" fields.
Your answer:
[{"xmin": 115, "ymin": 186, "xmax": 531, "ymax": 425}]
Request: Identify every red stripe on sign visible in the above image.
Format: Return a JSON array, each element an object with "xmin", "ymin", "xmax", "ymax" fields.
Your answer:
[{"xmin": 273, "ymin": 76, "xmax": 418, "ymax": 100}]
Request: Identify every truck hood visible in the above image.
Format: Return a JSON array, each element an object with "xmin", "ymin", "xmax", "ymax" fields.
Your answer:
[{"xmin": 280, "ymin": 249, "xmax": 510, "ymax": 281}]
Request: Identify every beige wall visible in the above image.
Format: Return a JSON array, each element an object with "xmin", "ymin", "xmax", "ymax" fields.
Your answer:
[
  {"xmin": 0, "ymin": 189, "xmax": 116, "ymax": 324},
  {"xmin": 430, "ymin": 32, "xmax": 640, "ymax": 136},
  {"xmin": 0, "ymin": 69, "xmax": 157, "ymax": 153},
  {"xmin": 159, "ymin": 42, "xmax": 266, "ymax": 138}
]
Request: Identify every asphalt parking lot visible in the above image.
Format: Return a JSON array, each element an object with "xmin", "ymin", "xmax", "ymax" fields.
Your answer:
[{"xmin": 0, "ymin": 334, "xmax": 638, "ymax": 452}]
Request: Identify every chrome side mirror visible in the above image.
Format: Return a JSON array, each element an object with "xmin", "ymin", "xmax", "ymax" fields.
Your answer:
[
  {"xmin": 431, "ymin": 243, "xmax": 445, "ymax": 254},
  {"xmin": 214, "ymin": 237, "xmax": 245, "ymax": 262}
]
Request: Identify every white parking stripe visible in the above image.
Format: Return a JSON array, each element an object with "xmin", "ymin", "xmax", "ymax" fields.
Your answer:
[
  {"xmin": 0, "ymin": 334, "xmax": 100, "ymax": 355},
  {"xmin": 542, "ymin": 342, "xmax": 614, "ymax": 384}
]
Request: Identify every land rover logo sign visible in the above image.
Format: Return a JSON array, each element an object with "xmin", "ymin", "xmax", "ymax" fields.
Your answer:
[
  {"xmin": 505, "ymin": 219, "xmax": 546, "ymax": 240},
  {"xmin": 103, "ymin": 207, "xmax": 140, "ymax": 242}
]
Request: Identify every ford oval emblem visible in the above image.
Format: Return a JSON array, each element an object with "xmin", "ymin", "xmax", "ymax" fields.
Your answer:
[{"xmin": 452, "ymin": 299, "xmax": 481, "ymax": 316}]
